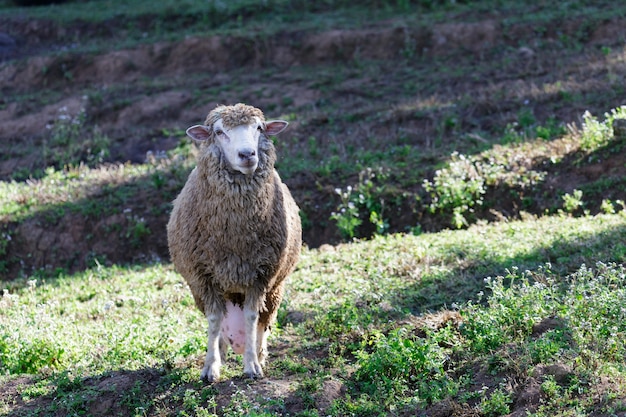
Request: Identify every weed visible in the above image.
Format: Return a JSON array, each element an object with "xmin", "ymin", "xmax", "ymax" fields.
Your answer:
[
  {"xmin": 126, "ymin": 214, "xmax": 151, "ymax": 247},
  {"xmin": 528, "ymin": 329, "xmax": 569, "ymax": 363},
  {"xmin": 330, "ymin": 167, "xmax": 390, "ymax": 239},
  {"xmin": 221, "ymin": 387, "xmax": 277, "ymax": 417},
  {"xmin": 562, "ymin": 189, "xmax": 584, "ymax": 213},
  {"xmin": 460, "ymin": 268, "xmax": 557, "ymax": 353},
  {"xmin": 354, "ymin": 327, "xmax": 457, "ymax": 407},
  {"xmin": 579, "ymin": 105, "xmax": 626, "ymax": 151},
  {"xmin": 0, "ymin": 332, "xmax": 64, "ymax": 374},
  {"xmin": 536, "ymin": 116, "xmax": 567, "ymax": 140},
  {"xmin": 19, "ymin": 378, "xmax": 53, "ymax": 401},
  {"xmin": 330, "ymin": 185, "xmax": 362, "ymax": 239},
  {"xmin": 43, "ymin": 107, "xmax": 111, "ymax": 169},
  {"xmin": 479, "ymin": 388, "xmax": 512, "ymax": 417},
  {"xmin": 540, "ymin": 375, "xmax": 560, "ymax": 398},
  {"xmin": 423, "ymin": 152, "xmax": 486, "ymax": 228},
  {"xmin": 601, "ymin": 198, "xmax": 616, "ymax": 214}
]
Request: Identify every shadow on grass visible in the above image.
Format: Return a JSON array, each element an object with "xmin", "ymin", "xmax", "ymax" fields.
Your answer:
[
  {"xmin": 310, "ymin": 215, "xmax": 626, "ymax": 335},
  {"xmin": 0, "ymin": 362, "xmax": 318, "ymax": 417},
  {"xmin": 1, "ymin": 367, "xmax": 176, "ymax": 417}
]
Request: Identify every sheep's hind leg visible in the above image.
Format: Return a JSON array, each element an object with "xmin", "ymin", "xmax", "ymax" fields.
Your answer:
[
  {"xmin": 201, "ymin": 311, "xmax": 224, "ymax": 383},
  {"xmin": 257, "ymin": 324, "xmax": 269, "ymax": 367},
  {"xmin": 219, "ymin": 334, "xmax": 229, "ymax": 363},
  {"xmin": 242, "ymin": 303, "xmax": 263, "ymax": 379}
]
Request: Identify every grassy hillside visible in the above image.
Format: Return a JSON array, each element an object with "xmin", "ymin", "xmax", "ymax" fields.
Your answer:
[{"xmin": 1, "ymin": 0, "xmax": 626, "ymax": 415}]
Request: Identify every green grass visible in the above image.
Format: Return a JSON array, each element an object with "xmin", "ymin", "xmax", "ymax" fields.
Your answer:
[
  {"xmin": 2, "ymin": 212, "xmax": 626, "ymax": 415},
  {"xmin": 0, "ymin": 263, "xmax": 204, "ymax": 375}
]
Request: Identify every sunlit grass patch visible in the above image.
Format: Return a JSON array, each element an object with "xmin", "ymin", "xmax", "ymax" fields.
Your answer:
[
  {"xmin": 289, "ymin": 212, "xmax": 626, "ymax": 317},
  {"xmin": 0, "ymin": 145, "xmax": 195, "ymax": 224},
  {"xmin": 0, "ymin": 263, "xmax": 205, "ymax": 376}
]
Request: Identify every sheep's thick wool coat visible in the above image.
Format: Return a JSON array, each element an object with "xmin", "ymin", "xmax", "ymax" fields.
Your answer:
[{"xmin": 167, "ymin": 105, "xmax": 301, "ymax": 332}]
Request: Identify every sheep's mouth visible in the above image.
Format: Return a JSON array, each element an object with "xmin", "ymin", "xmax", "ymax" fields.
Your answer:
[{"xmin": 237, "ymin": 161, "xmax": 258, "ymax": 174}]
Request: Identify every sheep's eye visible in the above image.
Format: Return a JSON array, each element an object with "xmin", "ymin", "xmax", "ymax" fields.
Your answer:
[
  {"xmin": 215, "ymin": 129, "xmax": 224, "ymax": 136},
  {"xmin": 257, "ymin": 125, "xmax": 263, "ymax": 132}
]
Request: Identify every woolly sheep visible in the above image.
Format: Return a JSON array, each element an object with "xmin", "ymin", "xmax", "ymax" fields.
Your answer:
[{"xmin": 167, "ymin": 103, "xmax": 302, "ymax": 382}]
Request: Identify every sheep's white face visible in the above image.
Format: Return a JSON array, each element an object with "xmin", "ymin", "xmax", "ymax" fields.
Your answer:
[
  {"xmin": 186, "ymin": 117, "xmax": 288, "ymax": 175},
  {"xmin": 212, "ymin": 118, "xmax": 262, "ymax": 175}
]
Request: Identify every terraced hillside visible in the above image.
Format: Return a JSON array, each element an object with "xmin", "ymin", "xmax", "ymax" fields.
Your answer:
[
  {"xmin": 1, "ymin": 1, "xmax": 626, "ymax": 416},
  {"xmin": 2, "ymin": 1, "xmax": 625, "ymax": 277}
]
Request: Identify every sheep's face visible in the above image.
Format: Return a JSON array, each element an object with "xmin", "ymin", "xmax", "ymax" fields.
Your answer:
[{"xmin": 187, "ymin": 116, "xmax": 288, "ymax": 175}]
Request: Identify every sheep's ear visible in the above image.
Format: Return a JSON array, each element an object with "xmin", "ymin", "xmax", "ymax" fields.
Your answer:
[
  {"xmin": 186, "ymin": 125, "xmax": 212, "ymax": 142},
  {"xmin": 264, "ymin": 120, "xmax": 288, "ymax": 136}
]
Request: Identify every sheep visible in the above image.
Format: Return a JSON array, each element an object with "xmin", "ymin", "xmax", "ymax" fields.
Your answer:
[{"xmin": 167, "ymin": 103, "xmax": 302, "ymax": 382}]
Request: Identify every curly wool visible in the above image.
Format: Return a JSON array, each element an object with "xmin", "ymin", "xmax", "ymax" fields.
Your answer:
[{"xmin": 205, "ymin": 103, "xmax": 265, "ymax": 129}]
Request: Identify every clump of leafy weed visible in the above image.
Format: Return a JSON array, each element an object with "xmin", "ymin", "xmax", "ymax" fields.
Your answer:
[
  {"xmin": 503, "ymin": 109, "xmax": 566, "ymax": 144},
  {"xmin": 331, "ymin": 167, "xmax": 389, "ymax": 239},
  {"xmin": 123, "ymin": 210, "xmax": 151, "ymax": 248},
  {"xmin": 460, "ymin": 266, "xmax": 557, "ymax": 353},
  {"xmin": 561, "ymin": 189, "xmax": 584, "ymax": 214},
  {"xmin": 457, "ymin": 261, "xmax": 626, "ymax": 413},
  {"xmin": 579, "ymin": 105, "xmax": 626, "ymax": 151},
  {"xmin": 479, "ymin": 388, "xmax": 512, "ymax": 417},
  {"xmin": 0, "ymin": 288, "xmax": 66, "ymax": 375},
  {"xmin": 601, "ymin": 199, "xmax": 626, "ymax": 215},
  {"xmin": 423, "ymin": 152, "xmax": 487, "ymax": 228},
  {"xmin": 354, "ymin": 327, "xmax": 457, "ymax": 408},
  {"xmin": 43, "ymin": 107, "xmax": 111, "ymax": 170}
]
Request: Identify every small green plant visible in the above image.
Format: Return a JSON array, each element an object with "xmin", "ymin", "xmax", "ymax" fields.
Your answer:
[
  {"xmin": 43, "ymin": 107, "xmax": 111, "ymax": 168},
  {"xmin": 479, "ymin": 388, "xmax": 512, "ymax": 417},
  {"xmin": 330, "ymin": 185, "xmax": 362, "ymax": 239},
  {"xmin": 180, "ymin": 388, "xmax": 218, "ymax": 416},
  {"xmin": 562, "ymin": 189, "xmax": 584, "ymax": 213},
  {"xmin": 423, "ymin": 152, "xmax": 486, "ymax": 228},
  {"xmin": 528, "ymin": 329, "xmax": 568, "ymax": 363},
  {"xmin": 601, "ymin": 199, "xmax": 616, "ymax": 214},
  {"xmin": 540, "ymin": 375, "xmax": 560, "ymax": 398},
  {"xmin": 502, "ymin": 110, "xmax": 565, "ymax": 143},
  {"xmin": 536, "ymin": 116, "xmax": 566, "ymax": 140},
  {"xmin": 124, "ymin": 211, "xmax": 151, "ymax": 247},
  {"xmin": 330, "ymin": 167, "xmax": 389, "ymax": 239},
  {"xmin": 460, "ymin": 268, "xmax": 556, "ymax": 353},
  {"xmin": 354, "ymin": 327, "xmax": 456, "ymax": 407},
  {"xmin": 579, "ymin": 105, "xmax": 626, "ymax": 151},
  {"xmin": 0, "ymin": 334, "xmax": 64, "ymax": 374}
]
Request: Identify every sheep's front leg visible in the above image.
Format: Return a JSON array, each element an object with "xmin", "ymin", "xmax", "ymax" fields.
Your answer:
[
  {"xmin": 201, "ymin": 310, "xmax": 224, "ymax": 383},
  {"xmin": 243, "ymin": 303, "xmax": 264, "ymax": 379}
]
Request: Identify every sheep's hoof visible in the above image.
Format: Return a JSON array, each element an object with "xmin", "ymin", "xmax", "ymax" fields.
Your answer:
[
  {"xmin": 200, "ymin": 374, "xmax": 215, "ymax": 384},
  {"xmin": 243, "ymin": 362, "xmax": 264, "ymax": 379},
  {"xmin": 200, "ymin": 366, "xmax": 220, "ymax": 384}
]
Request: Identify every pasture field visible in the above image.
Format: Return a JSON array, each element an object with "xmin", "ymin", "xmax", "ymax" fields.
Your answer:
[{"xmin": 1, "ymin": 0, "xmax": 626, "ymax": 415}]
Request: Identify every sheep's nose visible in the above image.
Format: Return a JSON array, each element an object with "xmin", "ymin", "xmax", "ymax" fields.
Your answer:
[{"xmin": 238, "ymin": 149, "xmax": 256, "ymax": 160}]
